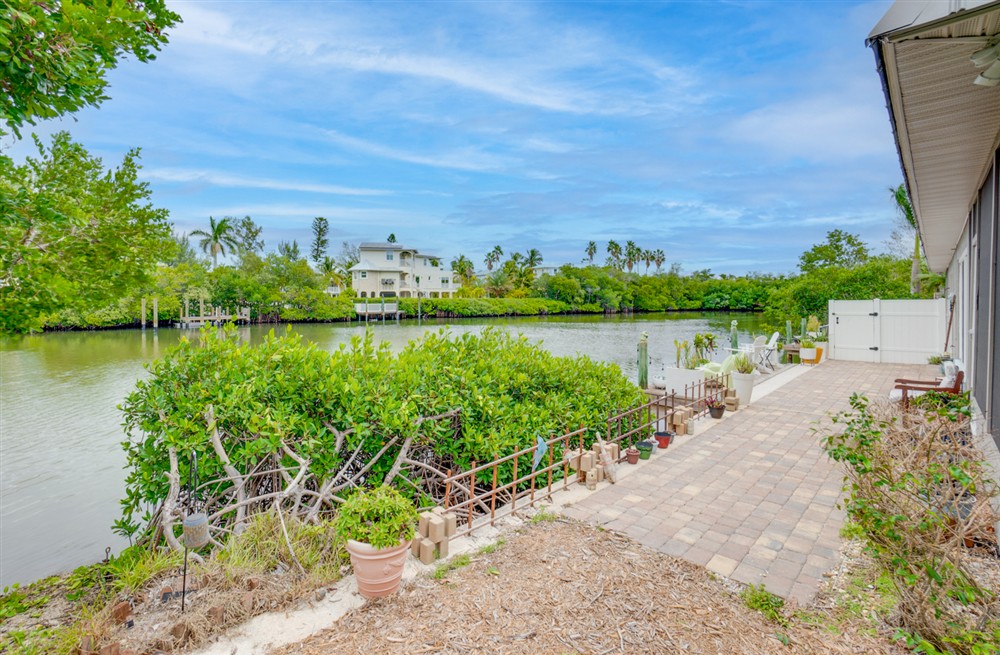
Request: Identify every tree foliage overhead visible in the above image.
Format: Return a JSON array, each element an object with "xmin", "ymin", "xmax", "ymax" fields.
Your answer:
[
  {"xmin": 0, "ymin": 0, "xmax": 181, "ymax": 137},
  {"xmin": 0, "ymin": 131, "xmax": 171, "ymax": 332}
]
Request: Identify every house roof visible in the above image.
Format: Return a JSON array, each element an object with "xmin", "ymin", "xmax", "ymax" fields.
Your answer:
[
  {"xmin": 869, "ymin": 0, "xmax": 1000, "ymax": 272},
  {"xmin": 359, "ymin": 242, "xmax": 407, "ymax": 251}
]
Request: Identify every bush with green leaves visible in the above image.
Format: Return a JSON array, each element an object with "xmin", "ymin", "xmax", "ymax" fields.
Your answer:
[
  {"xmin": 333, "ymin": 486, "xmax": 417, "ymax": 549},
  {"xmin": 119, "ymin": 326, "xmax": 646, "ymax": 543}
]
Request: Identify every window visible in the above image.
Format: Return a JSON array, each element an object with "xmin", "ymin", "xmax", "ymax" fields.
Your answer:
[
  {"xmin": 360, "ymin": 271, "xmax": 367, "ymax": 279},
  {"xmin": 386, "ymin": 252, "xmax": 394, "ymax": 261},
  {"xmin": 441, "ymin": 278, "xmax": 449, "ymax": 286}
]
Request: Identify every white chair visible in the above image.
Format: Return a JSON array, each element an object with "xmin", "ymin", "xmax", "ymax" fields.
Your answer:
[{"xmin": 757, "ymin": 332, "xmax": 781, "ymax": 370}]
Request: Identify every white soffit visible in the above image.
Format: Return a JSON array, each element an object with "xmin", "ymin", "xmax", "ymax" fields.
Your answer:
[{"xmin": 874, "ymin": 1, "xmax": 1000, "ymax": 272}]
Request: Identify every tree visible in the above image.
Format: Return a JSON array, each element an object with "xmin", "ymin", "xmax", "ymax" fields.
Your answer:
[
  {"xmin": 232, "ymin": 216, "xmax": 264, "ymax": 256},
  {"xmin": 190, "ymin": 216, "xmax": 238, "ymax": 269},
  {"xmin": 318, "ymin": 256, "xmax": 346, "ymax": 289},
  {"xmin": 624, "ymin": 241, "xmax": 640, "ymax": 273},
  {"xmin": 310, "ymin": 216, "xmax": 329, "ymax": 265},
  {"xmin": 337, "ymin": 241, "xmax": 360, "ymax": 270},
  {"xmin": 0, "ymin": 132, "xmax": 171, "ymax": 332},
  {"xmin": 485, "ymin": 245, "xmax": 503, "ymax": 271},
  {"xmin": 278, "ymin": 240, "xmax": 302, "ymax": 261},
  {"xmin": 450, "ymin": 255, "xmax": 475, "ymax": 286},
  {"xmin": 585, "ymin": 241, "xmax": 597, "ymax": 264},
  {"xmin": 891, "ymin": 184, "xmax": 921, "ymax": 295},
  {"xmin": 642, "ymin": 249, "xmax": 654, "ymax": 274},
  {"xmin": 654, "ymin": 249, "xmax": 666, "ymax": 273},
  {"xmin": 1, "ymin": 0, "xmax": 181, "ymax": 138},
  {"xmin": 799, "ymin": 229, "xmax": 870, "ymax": 274},
  {"xmin": 525, "ymin": 248, "xmax": 543, "ymax": 269},
  {"xmin": 166, "ymin": 234, "xmax": 201, "ymax": 267},
  {"xmin": 387, "ymin": 233, "xmax": 397, "ymax": 243},
  {"xmin": 606, "ymin": 240, "xmax": 622, "ymax": 269}
]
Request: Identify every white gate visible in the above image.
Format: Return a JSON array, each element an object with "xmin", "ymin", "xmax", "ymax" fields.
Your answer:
[{"xmin": 828, "ymin": 299, "xmax": 946, "ymax": 364}]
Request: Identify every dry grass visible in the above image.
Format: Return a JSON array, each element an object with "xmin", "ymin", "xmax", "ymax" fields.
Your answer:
[{"xmin": 274, "ymin": 519, "xmax": 907, "ymax": 655}]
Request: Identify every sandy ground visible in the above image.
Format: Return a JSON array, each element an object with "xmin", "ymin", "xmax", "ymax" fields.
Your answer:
[{"xmin": 271, "ymin": 517, "xmax": 905, "ymax": 655}]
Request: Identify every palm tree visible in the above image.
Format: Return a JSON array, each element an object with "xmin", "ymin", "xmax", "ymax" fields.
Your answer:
[
  {"xmin": 450, "ymin": 254, "xmax": 476, "ymax": 286},
  {"xmin": 585, "ymin": 241, "xmax": 597, "ymax": 265},
  {"xmin": 485, "ymin": 245, "xmax": 503, "ymax": 271},
  {"xmin": 319, "ymin": 256, "xmax": 347, "ymax": 289},
  {"xmin": 642, "ymin": 249, "xmax": 654, "ymax": 274},
  {"xmin": 190, "ymin": 216, "xmax": 237, "ymax": 268},
  {"xmin": 624, "ymin": 241, "xmax": 640, "ymax": 273},
  {"xmin": 653, "ymin": 249, "xmax": 666, "ymax": 273},
  {"xmin": 606, "ymin": 240, "xmax": 622, "ymax": 269},
  {"xmin": 525, "ymin": 248, "xmax": 542, "ymax": 269},
  {"xmin": 891, "ymin": 184, "xmax": 921, "ymax": 294}
]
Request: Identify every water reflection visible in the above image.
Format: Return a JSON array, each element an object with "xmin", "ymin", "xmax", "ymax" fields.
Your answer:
[{"xmin": 0, "ymin": 313, "xmax": 763, "ymax": 586}]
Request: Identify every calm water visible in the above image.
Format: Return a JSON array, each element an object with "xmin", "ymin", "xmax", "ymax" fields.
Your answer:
[{"xmin": 0, "ymin": 312, "xmax": 764, "ymax": 586}]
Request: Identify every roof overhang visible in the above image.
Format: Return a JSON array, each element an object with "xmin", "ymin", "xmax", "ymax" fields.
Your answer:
[{"xmin": 869, "ymin": 0, "xmax": 1000, "ymax": 272}]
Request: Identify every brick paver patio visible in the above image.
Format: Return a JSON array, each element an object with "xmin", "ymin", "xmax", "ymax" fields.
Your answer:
[{"xmin": 561, "ymin": 360, "xmax": 937, "ymax": 604}]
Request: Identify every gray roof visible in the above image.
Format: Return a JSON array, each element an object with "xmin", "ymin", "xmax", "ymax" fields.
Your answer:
[
  {"xmin": 868, "ymin": 0, "xmax": 998, "ymax": 42},
  {"xmin": 359, "ymin": 242, "xmax": 407, "ymax": 250},
  {"xmin": 868, "ymin": 0, "xmax": 1000, "ymax": 272}
]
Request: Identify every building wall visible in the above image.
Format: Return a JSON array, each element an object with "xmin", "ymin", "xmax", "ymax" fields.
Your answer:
[{"xmin": 951, "ymin": 147, "xmax": 1000, "ymax": 450}]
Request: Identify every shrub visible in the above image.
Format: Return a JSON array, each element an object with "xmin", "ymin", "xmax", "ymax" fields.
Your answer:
[{"xmin": 332, "ymin": 486, "xmax": 417, "ymax": 549}]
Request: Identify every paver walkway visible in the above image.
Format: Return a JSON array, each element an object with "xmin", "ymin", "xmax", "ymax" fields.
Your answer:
[{"xmin": 562, "ymin": 360, "xmax": 937, "ymax": 604}]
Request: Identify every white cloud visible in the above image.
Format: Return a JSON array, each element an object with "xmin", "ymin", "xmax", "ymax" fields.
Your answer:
[
  {"xmin": 142, "ymin": 168, "xmax": 389, "ymax": 196},
  {"xmin": 320, "ymin": 129, "xmax": 514, "ymax": 172}
]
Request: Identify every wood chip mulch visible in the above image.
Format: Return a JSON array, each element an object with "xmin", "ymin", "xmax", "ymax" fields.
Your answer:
[{"xmin": 273, "ymin": 518, "xmax": 906, "ymax": 655}]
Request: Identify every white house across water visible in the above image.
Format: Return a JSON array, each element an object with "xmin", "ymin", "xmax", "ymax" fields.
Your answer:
[{"xmin": 349, "ymin": 242, "xmax": 458, "ymax": 299}]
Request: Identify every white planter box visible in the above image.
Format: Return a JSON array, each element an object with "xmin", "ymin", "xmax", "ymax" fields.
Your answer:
[
  {"xmin": 651, "ymin": 367, "xmax": 705, "ymax": 393},
  {"xmin": 732, "ymin": 371, "xmax": 755, "ymax": 406}
]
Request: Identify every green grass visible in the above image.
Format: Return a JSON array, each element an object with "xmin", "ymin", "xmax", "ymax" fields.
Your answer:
[
  {"xmin": 529, "ymin": 508, "xmax": 559, "ymax": 524},
  {"xmin": 476, "ymin": 539, "xmax": 505, "ymax": 555},
  {"xmin": 432, "ymin": 554, "xmax": 472, "ymax": 580},
  {"xmin": 740, "ymin": 584, "xmax": 788, "ymax": 626}
]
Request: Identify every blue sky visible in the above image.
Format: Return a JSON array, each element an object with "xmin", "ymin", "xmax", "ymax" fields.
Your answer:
[{"xmin": 9, "ymin": 0, "xmax": 902, "ymax": 275}]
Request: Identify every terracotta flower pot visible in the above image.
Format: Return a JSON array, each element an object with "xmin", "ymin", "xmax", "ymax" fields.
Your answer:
[
  {"xmin": 625, "ymin": 447, "xmax": 640, "ymax": 465},
  {"xmin": 346, "ymin": 539, "xmax": 410, "ymax": 599},
  {"xmin": 654, "ymin": 431, "xmax": 673, "ymax": 449}
]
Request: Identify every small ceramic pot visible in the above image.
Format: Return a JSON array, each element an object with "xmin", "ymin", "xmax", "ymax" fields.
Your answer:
[{"xmin": 625, "ymin": 447, "xmax": 640, "ymax": 465}]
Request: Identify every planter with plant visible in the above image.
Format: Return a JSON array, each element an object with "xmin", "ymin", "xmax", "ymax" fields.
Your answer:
[
  {"xmin": 799, "ymin": 339, "xmax": 816, "ymax": 363},
  {"xmin": 706, "ymin": 396, "xmax": 725, "ymax": 419},
  {"xmin": 731, "ymin": 353, "xmax": 756, "ymax": 407},
  {"xmin": 625, "ymin": 446, "xmax": 640, "ymax": 465},
  {"xmin": 334, "ymin": 485, "xmax": 418, "ymax": 599},
  {"xmin": 635, "ymin": 441, "xmax": 653, "ymax": 460}
]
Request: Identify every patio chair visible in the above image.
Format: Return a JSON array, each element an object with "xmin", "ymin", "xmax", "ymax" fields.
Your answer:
[
  {"xmin": 890, "ymin": 369, "xmax": 964, "ymax": 409},
  {"xmin": 698, "ymin": 354, "xmax": 737, "ymax": 387},
  {"xmin": 757, "ymin": 332, "xmax": 781, "ymax": 370}
]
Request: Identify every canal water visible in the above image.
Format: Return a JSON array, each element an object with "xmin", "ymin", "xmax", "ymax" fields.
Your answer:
[{"xmin": 0, "ymin": 312, "xmax": 764, "ymax": 587}]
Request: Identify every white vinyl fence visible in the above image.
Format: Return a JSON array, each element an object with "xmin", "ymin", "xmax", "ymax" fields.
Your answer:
[{"xmin": 828, "ymin": 299, "xmax": 947, "ymax": 364}]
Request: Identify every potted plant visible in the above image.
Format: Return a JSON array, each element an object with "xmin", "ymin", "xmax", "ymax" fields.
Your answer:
[
  {"xmin": 731, "ymin": 353, "xmax": 755, "ymax": 407},
  {"xmin": 334, "ymin": 485, "xmax": 418, "ymax": 599},
  {"xmin": 706, "ymin": 396, "xmax": 725, "ymax": 419},
  {"xmin": 625, "ymin": 446, "xmax": 640, "ymax": 465},
  {"xmin": 635, "ymin": 441, "xmax": 653, "ymax": 460},
  {"xmin": 654, "ymin": 430, "xmax": 674, "ymax": 449},
  {"xmin": 799, "ymin": 339, "xmax": 817, "ymax": 363}
]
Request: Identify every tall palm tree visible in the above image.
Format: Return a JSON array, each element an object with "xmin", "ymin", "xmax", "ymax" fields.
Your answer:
[
  {"xmin": 606, "ymin": 240, "xmax": 622, "ymax": 269},
  {"xmin": 653, "ymin": 249, "xmax": 666, "ymax": 273},
  {"xmin": 525, "ymin": 248, "xmax": 543, "ymax": 269},
  {"xmin": 624, "ymin": 241, "xmax": 640, "ymax": 273},
  {"xmin": 190, "ymin": 216, "xmax": 237, "ymax": 268},
  {"xmin": 891, "ymin": 184, "xmax": 921, "ymax": 294},
  {"xmin": 450, "ymin": 254, "xmax": 476, "ymax": 286},
  {"xmin": 485, "ymin": 245, "xmax": 503, "ymax": 271},
  {"xmin": 642, "ymin": 249, "xmax": 654, "ymax": 274},
  {"xmin": 585, "ymin": 241, "xmax": 597, "ymax": 265}
]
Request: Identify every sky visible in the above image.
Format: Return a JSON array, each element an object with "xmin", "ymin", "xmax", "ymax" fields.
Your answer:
[{"xmin": 6, "ymin": 0, "xmax": 905, "ymax": 275}]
